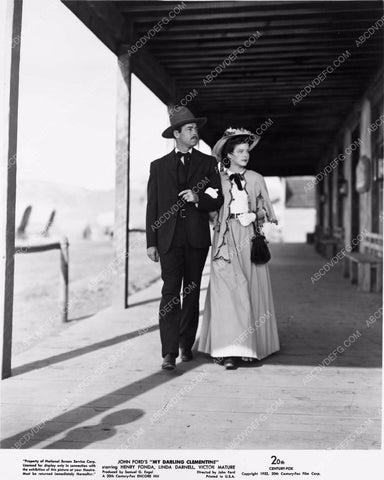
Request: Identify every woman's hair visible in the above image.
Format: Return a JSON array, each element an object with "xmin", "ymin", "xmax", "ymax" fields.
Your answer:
[{"xmin": 221, "ymin": 135, "xmax": 249, "ymax": 168}]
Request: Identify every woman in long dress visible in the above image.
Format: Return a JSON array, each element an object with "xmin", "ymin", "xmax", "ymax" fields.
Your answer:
[{"xmin": 197, "ymin": 128, "xmax": 280, "ymax": 369}]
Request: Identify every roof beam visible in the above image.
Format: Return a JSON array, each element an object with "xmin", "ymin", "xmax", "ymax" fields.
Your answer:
[
  {"xmin": 144, "ymin": 25, "xmax": 383, "ymax": 42},
  {"xmin": 118, "ymin": 1, "xmax": 382, "ymax": 15},
  {"xmin": 62, "ymin": 1, "xmax": 125, "ymax": 53},
  {"xmin": 130, "ymin": 48, "xmax": 181, "ymax": 106},
  {"xmin": 149, "ymin": 34, "xmax": 382, "ymax": 51},
  {"xmin": 154, "ymin": 41, "xmax": 383, "ymax": 59},
  {"xmin": 134, "ymin": 16, "xmax": 381, "ymax": 34},
  {"xmin": 131, "ymin": 5, "xmax": 382, "ymax": 24}
]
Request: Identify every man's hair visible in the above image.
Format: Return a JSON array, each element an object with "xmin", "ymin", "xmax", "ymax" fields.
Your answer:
[{"xmin": 172, "ymin": 126, "xmax": 183, "ymax": 138}]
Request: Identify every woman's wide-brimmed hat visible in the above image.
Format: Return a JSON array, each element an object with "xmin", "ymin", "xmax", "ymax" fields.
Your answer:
[
  {"xmin": 162, "ymin": 106, "xmax": 207, "ymax": 138},
  {"xmin": 212, "ymin": 127, "xmax": 261, "ymax": 161}
]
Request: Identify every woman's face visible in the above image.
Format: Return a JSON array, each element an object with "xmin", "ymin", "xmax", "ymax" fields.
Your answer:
[{"xmin": 228, "ymin": 142, "xmax": 250, "ymax": 170}]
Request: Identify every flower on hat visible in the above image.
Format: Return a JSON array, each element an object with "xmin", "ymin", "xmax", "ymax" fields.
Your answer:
[
  {"xmin": 223, "ymin": 127, "xmax": 252, "ymax": 137},
  {"xmin": 212, "ymin": 126, "xmax": 261, "ymax": 162}
]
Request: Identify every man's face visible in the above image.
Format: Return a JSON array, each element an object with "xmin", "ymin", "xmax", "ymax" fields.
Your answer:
[{"xmin": 174, "ymin": 123, "xmax": 199, "ymax": 148}]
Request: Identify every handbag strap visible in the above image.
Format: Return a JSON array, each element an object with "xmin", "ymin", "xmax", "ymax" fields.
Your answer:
[{"xmin": 254, "ymin": 194, "xmax": 263, "ymax": 235}]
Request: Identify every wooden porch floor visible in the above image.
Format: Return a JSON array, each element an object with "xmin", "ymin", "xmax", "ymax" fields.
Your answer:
[{"xmin": 0, "ymin": 243, "xmax": 381, "ymax": 449}]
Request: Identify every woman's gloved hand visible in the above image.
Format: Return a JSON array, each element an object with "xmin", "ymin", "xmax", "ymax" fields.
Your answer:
[{"xmin": 237, "ymin": 212, "xmax": 256, "ymax": 227}]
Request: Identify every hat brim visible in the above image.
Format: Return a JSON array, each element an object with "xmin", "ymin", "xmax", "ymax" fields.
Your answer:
[
  {"xmin": 212, "ymin": 133, "xmax": 261, "ymax": 161},
  {"xmin": 162, "ymin": 117, "xmax": 207, "ymax": 138}
]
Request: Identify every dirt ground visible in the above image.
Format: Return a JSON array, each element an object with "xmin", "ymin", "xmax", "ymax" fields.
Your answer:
[{"xmin": 12, "ymin": 232, "xmax": 160, "ymax": 354}]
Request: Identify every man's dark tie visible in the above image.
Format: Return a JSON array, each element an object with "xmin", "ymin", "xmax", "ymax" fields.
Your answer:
[
  {"xmin": 229, "ymin": 173, "xmax": 244, "ymax": 190},
  {"xmin": 176, "ymin": 151, "xmax": 191, "ymax": 175}
]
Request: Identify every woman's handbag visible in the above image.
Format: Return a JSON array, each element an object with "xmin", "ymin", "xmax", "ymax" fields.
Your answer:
[{"xmin": 251, "ymin": 211, "xmax": 271, "ymax": 265}]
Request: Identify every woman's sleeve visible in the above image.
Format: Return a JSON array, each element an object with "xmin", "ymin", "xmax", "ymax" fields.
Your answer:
[{"xmin": 258, "ymin": 175, "xmax": 278, "ymax": 224}]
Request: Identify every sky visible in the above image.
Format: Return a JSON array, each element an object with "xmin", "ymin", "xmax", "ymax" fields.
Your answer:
[
  {"xmin": 17, "ymin": 0, "xmax": 210, "ymax": 191},
  {"xmin": 14, "ymin": 0, "xmax": 313, "ymax": 239}
]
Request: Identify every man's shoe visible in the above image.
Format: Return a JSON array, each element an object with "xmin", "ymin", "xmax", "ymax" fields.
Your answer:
[
  {"xmin": 162, "ymin": 354, "xmax": 176, "ymax": 370},
  {"xmin": 224, "ymin": 357, "xmax": 236, "ymax": 370},
  {"xmin": 180, "ymin": 349, "xmax": 193, "ymax": 362}
]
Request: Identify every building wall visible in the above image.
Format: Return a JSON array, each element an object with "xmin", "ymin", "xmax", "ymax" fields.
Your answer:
[{"xmin": 316, "ymin": 68, "xmax": 383, "ymax": 255}]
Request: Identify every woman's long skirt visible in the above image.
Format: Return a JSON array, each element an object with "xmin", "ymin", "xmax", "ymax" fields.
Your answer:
[{"xmin": 197, "ymin": 218, "xmax": 280, "ymax": 360}]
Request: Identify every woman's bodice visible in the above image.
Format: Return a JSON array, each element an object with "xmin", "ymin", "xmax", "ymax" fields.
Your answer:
[{"xmin": 212, "ymin": 169, "xmax": 277, "ymax": 262}]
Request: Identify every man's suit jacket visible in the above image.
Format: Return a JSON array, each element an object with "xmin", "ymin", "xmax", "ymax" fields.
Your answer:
[{"xmin": 146, "ymin": 148, "xmax": 224, "ymax": 254}]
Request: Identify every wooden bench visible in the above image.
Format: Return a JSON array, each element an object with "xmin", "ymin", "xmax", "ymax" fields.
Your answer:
[
  {"xmin": 315, "ymin": 227, "xmax": 344, "ymax": 258},
  {"xmin": 343, "ymin": 232, "xmax": 383, "ymax": 292}
]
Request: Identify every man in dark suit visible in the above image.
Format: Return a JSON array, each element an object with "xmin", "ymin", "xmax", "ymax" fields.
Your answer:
[{"xmin": 146, "ymin": 107, "xmax": 223, "ymax": 370}]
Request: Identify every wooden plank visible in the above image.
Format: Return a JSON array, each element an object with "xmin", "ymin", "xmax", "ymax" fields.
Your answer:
[
  {"xmin": 184, "ymin": 84, "xmax": 363, "ymax": 92},
  {"xmin": 119, "ymin": 0, "xmax": 383, "ymax": 14},
  {"xmin": 135, "ymin": 16, "xmax": 382, "ymax": 34},
  {"xmin": 164, "ymin": 54, "xmax": 380, "ymax": 68},
  {"xmin": 118, "ymin": 1, "xmax": 256, "ymax": 13},
  {"xmin": 146, "ymin": 24, "xmax": 383, "ymax": 41},
  {"xmin": 174, "ymin": 66, "xmax": 375, "ymax": 76},
  {"xmin": 172, "ymin": 68, "xmax": 376, "ymax": 80},
  {"xmin": 138, "ymin": 7, "xmax": 381, "ymax": 23},
  {"xmin": 345, "ymin": 253, "xmax": 383, "ymax": 263},
  {"xmin": 14, "ymin": 242, "xmax": 61, "ymax": 253},
  {"xmin": 1, "ymin": 243, "xmax": 381, "ymax": 448},
  {"xmin": 156, "ymin": 44, "xmax": 383, "ymax": 60},
  {"xmin": 150, "ymin": 35, "xmax": 383, "ymax": 52},
  {"xmin": 122, "ymin": 1, "xmax": 382, "ymax": 17},
  {"xmin": 167, "ymin": 60, "xmax": 378, "ymax": 75},
  {"xmin": 149, "ymin": 31, "xmax": 381, "ymax": 47},
  {"xmin": 365, "ymin": 232, "xmax": 383, "ymax": 241},
  {"xmin": 0, "ymin": 0, "xmax": 23, "ymax": 380},
  {"xmin": 362, "ymin": 243, "xmax": 383, "ymax": 252},
  {"xmin": 132, "ymin": 6, "xmax": 384, "ymax": 25}
]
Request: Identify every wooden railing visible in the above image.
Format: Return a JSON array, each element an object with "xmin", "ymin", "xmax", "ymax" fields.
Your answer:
[
  {"xmin": 343, "ymin": 231, "xmax": 383, "ymax": 292},
  {"xmin": 362, "ymin": 232, "xmax": 383, "ymax": 258},
  {"xmin": 14, "ymin": 237, "xmax": 69, "ymax": 322}
]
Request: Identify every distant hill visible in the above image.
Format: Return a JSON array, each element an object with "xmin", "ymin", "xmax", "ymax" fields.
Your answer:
[
  {"xmin": 16, "ymin": 180, "xmax": 146, "ymax": 240},
  {"xmin": 15, "ymin": 177, "xmax": 299, "ymax": 242}
]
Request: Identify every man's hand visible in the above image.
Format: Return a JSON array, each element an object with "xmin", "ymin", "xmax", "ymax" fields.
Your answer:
[
  {"xmin": 179, "ymin": 189, "xmax": 199, "ymax": 203},
  {"xmin": 147, "ymin": 246, "xmax": 159, "ymax": 262}
]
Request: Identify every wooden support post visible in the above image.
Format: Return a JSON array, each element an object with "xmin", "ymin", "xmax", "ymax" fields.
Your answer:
[
  {"xmin": 112, "ymin": 53, "xmax": 131, "ymax": 309},
  {"xmin": 373, "ymin": 263, "xmax": 383, "ymax": 293},
  {"xmin": 374, "ymin": 263, "xmax": 383, "ymax": 293},
  {"xmin": 343, "ymin": 257, "xmax": 350, "ymax": 278},
  {"xmin": 350, "ymin": 261, "xmax": 357, "ymax": 284},
  {"xmin": 324, "ymin": 241, "xmax": 335, "ymax": 259},
  {"xmin": 357, "ymin": 263, "xmax": 371, "ymax": 293},
  {"xmin": 0, "ymin": 0, "xmax": 23, "ymax": 379},
  {"xmin": 59, "ymin": 237, "xmax": 69, "ymax": 322}
]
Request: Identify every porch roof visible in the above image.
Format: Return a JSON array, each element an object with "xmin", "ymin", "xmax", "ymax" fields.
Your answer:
[{"xmin": 62, "ymin": 1, "xmax": 383, "ymax": 176}]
